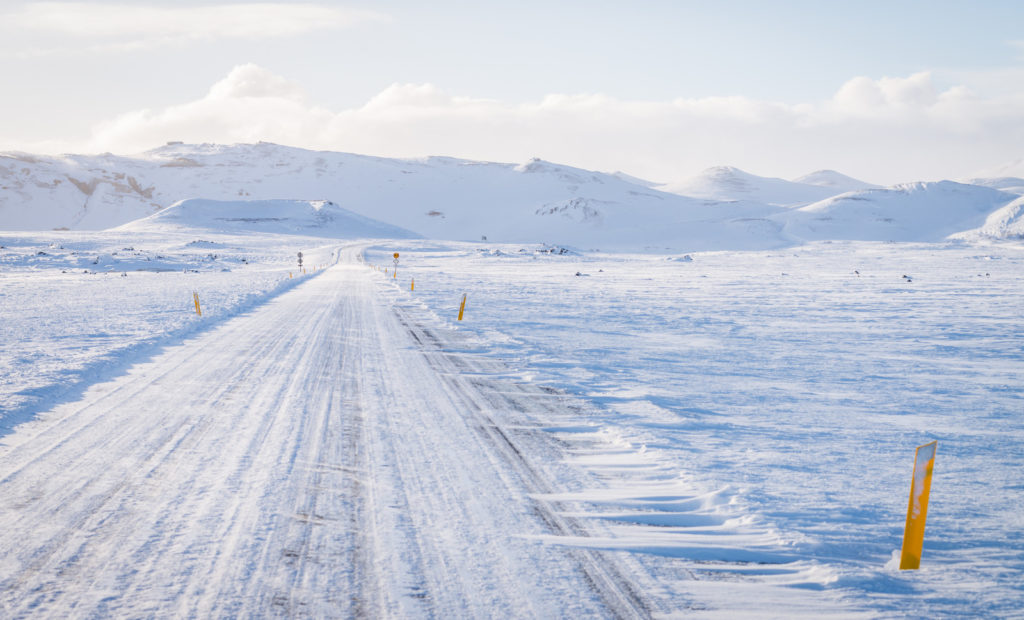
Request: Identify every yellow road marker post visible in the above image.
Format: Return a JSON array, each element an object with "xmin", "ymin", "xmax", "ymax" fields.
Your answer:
[
  {"xmin": 900, "ymin": 440, "xmax": 938, "ymax": 570},
  {"xmin": 458, "ymin": 293, "xmax": 467, "ymax": 321},
  {"xmin": 192, "ymin": 291, "xmax": 202, "ymax": 316},
  {"xmin": 411, "ymin": 278, "xmax": 415, "ymax": 291}
]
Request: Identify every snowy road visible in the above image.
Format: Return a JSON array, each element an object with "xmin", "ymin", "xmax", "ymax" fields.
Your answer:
[{"xmin": 0, "ymin": 246, "xmax": 658, "ymax": 618}]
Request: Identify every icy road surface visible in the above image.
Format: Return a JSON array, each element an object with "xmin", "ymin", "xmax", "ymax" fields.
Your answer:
[
  {"xmin": 3, "ymin": 245, "xmax": 839, "ymax": 619},
  {"xmin": 0, "ymin": 242, "xmax": 865, "ymax": 618}
]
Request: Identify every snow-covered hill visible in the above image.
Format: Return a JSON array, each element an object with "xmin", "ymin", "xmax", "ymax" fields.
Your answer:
[
  {"xmin": 952, "ymin": 195, "xmax": 1024, "ymax": 241},
  {"xmin": 780, "ymin": 181, "xmax": 1018, "ymax": 242},
  {"xmin": 961, "ymin": 176, "xmax": 1024, "ymax": 195},
  {"xmin": 2, "ymin": 143, "xmax": 1023, "ymax": 248},
  {"xmin": 659, "ymin": 165, "xmax": 842, "ymax": 206},
  {"xmin": 0, "ymin": 143, "xmax": 792, "ymax": 251},
  {"xmin": 793, "ymin": 169, "xmax": 880, "ymax": 193},
  {"xmin": 117, "ymin": 198, "xmax": 418, "ymax": 239}
]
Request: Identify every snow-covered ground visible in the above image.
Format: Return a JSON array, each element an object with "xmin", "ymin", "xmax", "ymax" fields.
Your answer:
[
  {"xmin": 366, "ymin": 239, "xmax": 1024, "ymax": 617},
  {"xmin": 1, "ymin": 241, "xmax": 351, "ymax": 427},
  {"xmin": 2, "ymin": 197, "xmax": 1023, "ymax": 616}
]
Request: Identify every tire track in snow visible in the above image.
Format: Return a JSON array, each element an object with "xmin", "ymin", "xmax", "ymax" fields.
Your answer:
[
  {"xmin": 0, "ymin": 327, "xmax": 292, "ymax": 606},
  {"xmin": 1, "ymin": 262, "xmax": 358, "ymax": 617},
  {"xmin": 0, "ymin": 246, "xmax": 644, "ymax": 618},
  {"xmin": 391, "ymin": 308, "xmax": 658, "ymax": 618},
  {"xmin": 378, "ymin": 250, "xmax": 862, "ymax": 617}
]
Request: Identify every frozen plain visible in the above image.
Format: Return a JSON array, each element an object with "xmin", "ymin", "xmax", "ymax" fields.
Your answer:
[
  {"xmin": 1, "ymin": 224, "xmax": 1021, "ymax": 617},
  {"xmin": 368, "ymin": 240, "xmax": 1024, "ymax": 617}
]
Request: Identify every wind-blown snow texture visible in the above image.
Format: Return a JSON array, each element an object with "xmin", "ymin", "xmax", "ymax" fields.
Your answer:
[{"xmin": 368, "ymin": 240, "xmax": 1024, "ymax": 618}]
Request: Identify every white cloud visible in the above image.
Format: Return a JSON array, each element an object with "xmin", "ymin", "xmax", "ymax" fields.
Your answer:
[
  {"xmin": 89, "ymin": 64, "xmax": 332, "ymax": 150},
  {"xmin": 830, "ymin": 72, "xmax": 940, "ymax": 117},
  {"xmin": 82, "ymin": 65, "xmax": 1024, "ymax": 185},
  {"xmin": 207, "ymin": 64, "xmax": 306, "ymax": 101},
  {"xmin": 363, "ymin": 84, "xmax": 458, "ymax": 110},
  {"xmin": 3, "ymin": 2, "xmax": 385, "ymax": 50}
]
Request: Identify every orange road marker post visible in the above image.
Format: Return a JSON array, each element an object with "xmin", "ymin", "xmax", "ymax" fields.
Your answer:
[
  {"xmin": 411, "ymin": 278, "xmax": 415, "ymax": 291},
  {"xmin": 458, "ymin": 293, "xmax": 467, "ymax": 321},
  {"xmin": 900, "ymin": 441, "xmax": 938, "ymax": 570},
  {"xmin": 192, "ymin": 291, "xmax": 202, "ymax": 316}
]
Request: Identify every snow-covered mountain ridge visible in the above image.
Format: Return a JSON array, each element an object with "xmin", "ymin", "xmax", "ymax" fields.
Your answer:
[
  {"xmin": 793, "ymin": 169, "xmax": 881, "ymax": 193},
  {"xmin": 781, "ymin": 181, "xmax": 1018, "ymax": 242},
  {"xmin": 0, "ymin": 143, "xmax": 786, "ymax": 250},
  {"xmin": 1, "ymin": 142, "xmax": 1021, "ymax": 248},
  {"xmin": 659, "ymin": 165, "xmax": 845, "ymax": 206}
]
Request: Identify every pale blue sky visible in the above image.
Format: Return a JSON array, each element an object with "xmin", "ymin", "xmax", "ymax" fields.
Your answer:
[{"xmin": 1, "ymin": 1, "xmax": 1022, "ymax": 183}]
